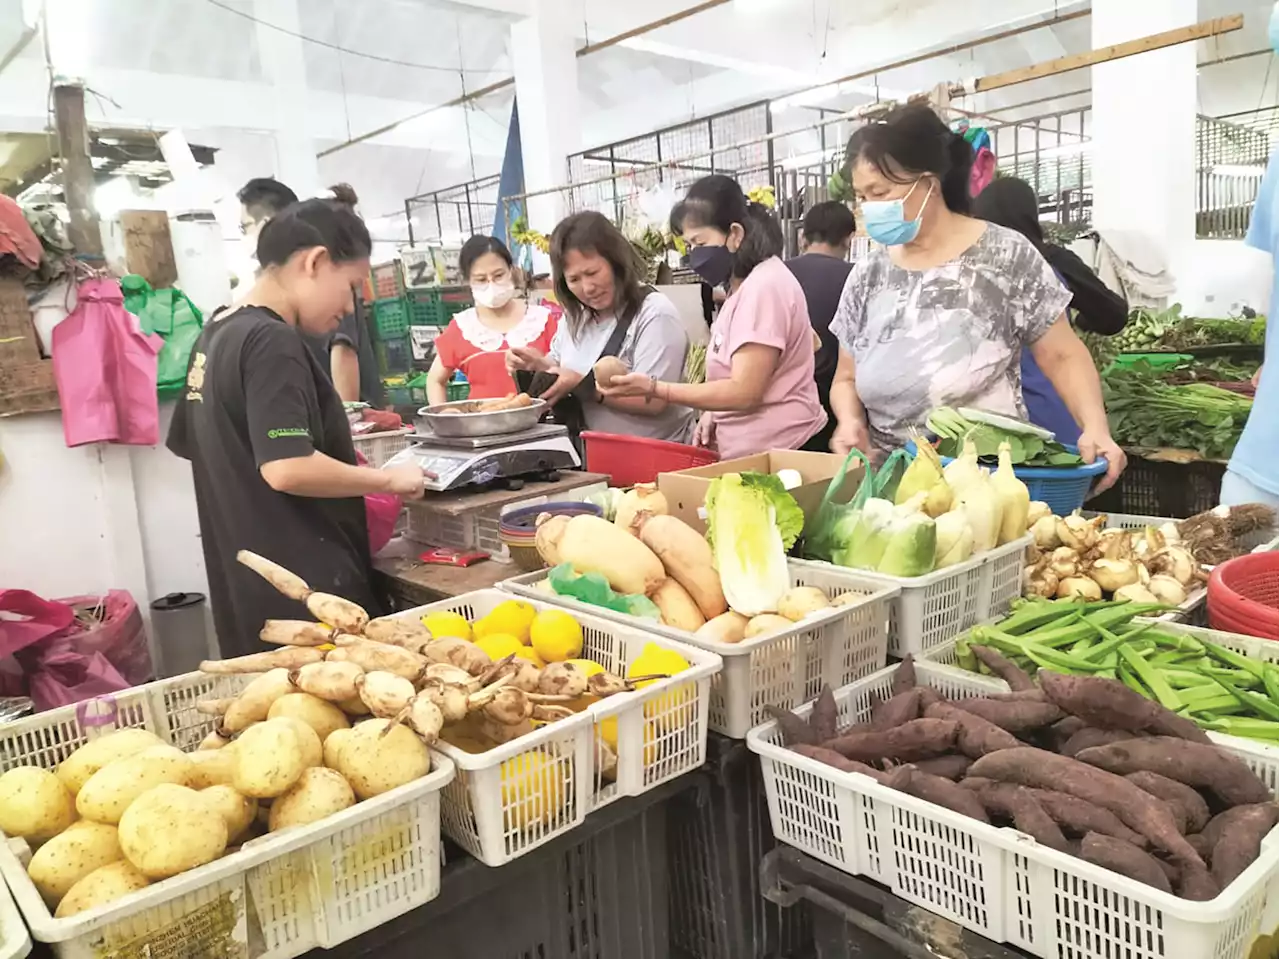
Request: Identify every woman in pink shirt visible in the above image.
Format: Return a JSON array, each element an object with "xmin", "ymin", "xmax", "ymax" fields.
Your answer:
[{"xmin": 602, "ymin": 175, "xmax": 827, "ymax": 459}]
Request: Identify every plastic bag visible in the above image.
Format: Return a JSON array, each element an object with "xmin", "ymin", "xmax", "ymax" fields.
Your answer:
[
  {"xmin": 57, "ymin": 592, "xmax": 151, "ymax": 686},
  {"xmin": 547, "ymin": 564, "xmax": 661, "ymax": 620},
  {"xmin": 52, "ymin": 276, "xmax": 162, "ymax": 447},
  {"xmin": 0, "ymin": 589, "xmax": 75, "ymax": 658},
  {"xmin": 355, "ymin": 450, "xmax": 402, "ymax": 554},
  {"xmin": 804, "ymin": 448, "xmax": 910, "ymax": 563},
  {"xmin": 122, "ymin": 275, "xmax": 204, "ymax": 397},
  {"xmin": 19, "ymin": 636, "xmax": 130, "ymax": 713}
]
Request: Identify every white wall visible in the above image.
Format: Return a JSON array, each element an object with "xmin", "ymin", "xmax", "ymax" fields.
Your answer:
[{"xmin": 1177, "ymin": 239, "xmax": 1274, "ymax": 317}]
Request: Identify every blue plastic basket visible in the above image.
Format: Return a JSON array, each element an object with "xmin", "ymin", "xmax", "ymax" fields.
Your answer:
[{"xmin": 908, "ymin": 441, "xmax": 1108, "ymax": 516}]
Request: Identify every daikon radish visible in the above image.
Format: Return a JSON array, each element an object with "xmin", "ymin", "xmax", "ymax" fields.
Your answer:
[
  {"xmin": 200, "ymin": 647, "xmax": 325, "ymax": 674},
  {"xmin": 544, "ymin": 514, "xmax": 665, "ymax": 595},
  {"xmin": 236, "ymin": 550, "xmax": 311, "ymax": 601},
  {"xmin": 305, "ymin": 592, "xmax": 369, "ymax": 633},
  {"xmin": 651, "ymin": 579, "xmax": 706, "ymax": 632},
  {"xmin": 260, "ymin": 620, "xmax": 334, "ymax": 647},
  {"xmin": 635, "ymin": 513, "xmax": 727, "ymax": 618}
]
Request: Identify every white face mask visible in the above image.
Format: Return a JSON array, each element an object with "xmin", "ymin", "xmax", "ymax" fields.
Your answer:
[{"xmin": 472, "ymin": 280, "xmax": 516, "ymax": 310}]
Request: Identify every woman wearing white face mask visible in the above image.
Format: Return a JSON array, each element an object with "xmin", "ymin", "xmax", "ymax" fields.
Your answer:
[
  {"xmin": 828, "ymin": 104, "xmax": 1126, "ymax": 494},
  {"xmin": 426, "ymin": 235, "xmax": 557, "ymax": 405}
]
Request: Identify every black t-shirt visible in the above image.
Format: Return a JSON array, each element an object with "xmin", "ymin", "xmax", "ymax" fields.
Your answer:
[
  {"xmin": 303, "ymin": 298, "xmax": 386, "ymax": 407},
  {"xmin": 168, "ymin": 306, "xmax": 380, "ymax": 657},
  {"xmin": 785, "ymin": 252, "xmax": 853, "ymax": 405}
]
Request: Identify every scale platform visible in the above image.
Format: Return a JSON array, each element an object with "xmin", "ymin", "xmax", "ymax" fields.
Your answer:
[{"xmin": 385, "ymin": 422, "xmax": 581, "ymax": 492}]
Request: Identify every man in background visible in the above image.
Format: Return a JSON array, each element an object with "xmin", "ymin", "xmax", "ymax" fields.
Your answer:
[
  {"xmin": 786, "ymin": 201, "xmax": 856, "ymax": 452},
  {"xmin": 237, "ymin": 178, "xmax": 384, "ymax": 407}
]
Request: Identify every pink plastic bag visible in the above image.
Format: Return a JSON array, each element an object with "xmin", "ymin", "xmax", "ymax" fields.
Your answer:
[
  {"xmin": 19, "ymin": 636, "xmax": 130, "ymax": 712},
  {"xmin": 57, "ymin": 592, "xmax": 152, "ymax": 686},
  {"xmin": 52, "ymin": 276, "xmax": 162, "ymax": 447},
  {"xmin": 354, "ymin": 451, "xmax": 401, "ymax": 554},
  {"xmin": 0, "ymin": 590, "xmax": 75, "ymax": 658}
]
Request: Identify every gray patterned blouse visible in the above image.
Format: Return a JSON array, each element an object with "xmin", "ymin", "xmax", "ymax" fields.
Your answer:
[{"xmin": 830, "ymin": 223, "xmax": 1071, "ymax": 453}]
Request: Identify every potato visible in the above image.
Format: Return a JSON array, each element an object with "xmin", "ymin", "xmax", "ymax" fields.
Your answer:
[
  {"xmin": 186, "ymin": 749, "xmax": 237, "ymax": 790},
  {"xmin": 267, "ymin": 693, "xmax": 350, "ymax": 742},
  {"xmin": 268, "ymin": 768, "xmax": 355, "ymax": 832},
  {"xmin": 335, "ymin": 720, "xmax": 430, "ymax": 799},
  {"xmin": 0, "ymin": 766, "xmax": 77, "ymax": 841},
  {"xmin": 54, "ymin": 860, "xmax": 149, "ymax": 918},
  {"xmin": 694, "ymin": 611, "xmax": 749, "ymax": 644},
  {"xmin": 200, "ymin": 785, "xmax": 257, "ymax": 843},
  {"xmin": 322, "ymin": 727, "xmax": 355, "ymax": 771},
  {"xmin": 56, "ymin": 728, "xmax": 162, "ymax": 795},
  {"xmin": 273, "ymin": 717, "xmax": 324, "ymax": 768},
  {"xmin": 231, "ymin": 720, "xmax": 305, "ymax": 799},
  {"xmin": 27, "ymin": 821, "xmax": 121, "ymax": 907},
  {"xmin": 118, "ymin": 784, "xmax": 227, "ymax": 879},
  {"xmin": 76, "ymin": 745, "xmax": 194, "ymax": 825},
  {"xmin": 744, "ymin": 614, "xmax": 793, "ymax": 640},
  {"xmin": 776, "ymin": 587, "xmax": 830, "ymax": 622}
]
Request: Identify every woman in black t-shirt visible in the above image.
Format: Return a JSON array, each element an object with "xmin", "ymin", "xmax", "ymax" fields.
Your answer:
[{"xmin": 168, "ymin": 198, "xmax": 427, "ymax": 657}]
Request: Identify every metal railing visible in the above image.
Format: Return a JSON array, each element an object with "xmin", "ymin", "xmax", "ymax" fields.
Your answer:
[{"xmin": 404, "ymin": 173, "xmax": 502, "ymax": 246}]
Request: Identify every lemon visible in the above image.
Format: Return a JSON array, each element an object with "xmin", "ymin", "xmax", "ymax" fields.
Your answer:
[
  {"xmin": 421, "ymin": 610, "xmax": 472, "ymax": 641},
  {"xmin": 500, "ymin": 750, "xmax": 567, "ymax": 832},
  {"xmin": 530, "ymin": 609, "xmax": 583, "ymax": 663},
  {"xmin": 474, "ymin": 600, "xmax": 537, "ymax": 645},
  {"xmin": 628, "ymin": 643, "xmax": 692, "ymax": 732},
  {"xmin": 475, "ymin": 632, "xmax": 524, "ymax": 662},
  {"xmin": 596, "ymin": 718, "xmax": 662, "ymax": 767},
  {"xmin": 515, "ymin": 646, "xmax": 546, "ymax": 667}
]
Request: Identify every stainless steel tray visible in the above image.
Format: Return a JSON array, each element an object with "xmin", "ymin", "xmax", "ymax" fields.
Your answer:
[{"xmin": 414, "ymin": 397, "xmax": 546, "ymax": 437}]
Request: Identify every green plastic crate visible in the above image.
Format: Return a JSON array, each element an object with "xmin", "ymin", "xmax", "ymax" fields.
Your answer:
[
  {"xmin": 407, "ymin": 289, "xmax": 472, "ymax": 327},
  {"xmin": 376, "ymin": 335, "xmax": 411, "ymax": 376},
  {"xmin": 373, "ymin": 298, "xmax": 410, "ymax": 338},
  {"xmin": 446, "ymin": 381, "xmax": 470, "ymax": 402}
]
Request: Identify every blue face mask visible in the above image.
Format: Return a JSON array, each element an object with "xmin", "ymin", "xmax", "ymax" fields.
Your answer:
[
  {"xmin": 861, "ymin": 179, "xmax": 934, "ymax": 246},
  {"xmin": 689, "ymin": 244, "xmax": 735, "ymax": 287}
]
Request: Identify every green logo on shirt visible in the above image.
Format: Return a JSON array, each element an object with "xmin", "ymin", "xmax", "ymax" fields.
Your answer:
[{"xmin": 266, "ymin": 428, "xmax": 310, "ymax": 439}]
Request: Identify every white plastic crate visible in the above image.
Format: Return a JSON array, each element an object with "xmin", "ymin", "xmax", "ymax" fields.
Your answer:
[
  {"xmin": 0, "ymin": 877, "xmax": 30, "ymax": 959},
  {"xmin": 351, "ymin": 427, "xmax": 414, "ymax": 468},
  {"xmin": 747, "ymin": 660, "xmax": 1279, "ymax": 959},
  {"xmin": 501, "ymin": 564, "xmax": 897, "ymax": 738},
  {"xmin": 0, "ymin": 672, "xmax": 455, "ymax": 959},
  {"xmin": 394, "ymin": 590, "xmax": 720, "ymax": 866},
  {"xmin": 794, "ymin": 536, "xmax": 1030, "ymax": 658}
]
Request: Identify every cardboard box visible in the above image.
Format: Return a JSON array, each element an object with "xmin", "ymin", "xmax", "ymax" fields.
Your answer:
[{"xmin": 657, "ymin": 450, "xmax": 863, "ymax": 535}]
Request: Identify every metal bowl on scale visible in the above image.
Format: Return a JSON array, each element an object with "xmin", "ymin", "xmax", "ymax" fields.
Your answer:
[{"xmin": 414, "ymin": 397, "xmax": 548, "ymax": 438}]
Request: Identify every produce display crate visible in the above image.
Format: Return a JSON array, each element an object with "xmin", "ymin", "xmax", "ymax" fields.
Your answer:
[
  {"xmin": 667, "ymin": 733, "xmax": 811, "ymax": 959},
  {"xmin": 746, "ymin": 660, "xmax": 1280, "ymax": 959},
  {"xmin": 501, "ymin": 563, "xmax": 897, "ymax": 738},
  {"xmin": 1088, "ymin": 454, "xmax": 1227, "ymax": 518},
  {"xmin": 794, "ymin": 536, "xmax": 1031, "ymax": 659},
  {"xmin": 376, "ymin": 336, "xmax": 412, "ymax": 377},
  {"xmin": 372, "ymin": 297, "xmax": 410, "ymax": 339},
  {"xmin": 369, "ymin": 262, "xmax": 402, "ymax": 301},
  {"xmin": 0, "ymin": 876, "xmax": 30, "ymax": 959},
  {"xmin": 0, "ymin": 672, "xmax": 455, "ymax": 959},
  {"xmin": 350, "ymin": 427, "xmax": 414, "ymax": 468},
  {"xmin": 445, "ymin": 380, "xmax": 469, "ymax": 402},
  {"xmin": 396, "ymin": 590, "xmax": 720, "ymax": 867},
  {"xmin": 406, "ymin": 289, "xmax": 471, "ymax": 328}
]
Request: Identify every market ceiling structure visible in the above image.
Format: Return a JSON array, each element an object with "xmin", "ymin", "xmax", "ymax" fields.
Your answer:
[{"xmin": 0, "ymin": 0, "xmax": 1272, "ymax": 235}]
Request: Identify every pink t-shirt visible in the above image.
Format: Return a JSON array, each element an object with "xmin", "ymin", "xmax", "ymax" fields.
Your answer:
[{"xmin": 706, "ymin": 256, "xmax": 827, "ymax": 459}]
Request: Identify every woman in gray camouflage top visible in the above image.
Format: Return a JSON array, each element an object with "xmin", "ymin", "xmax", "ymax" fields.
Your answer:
[{"xmin": 828, "ymin": 104, "xmax": 1125, "ymax": 494}]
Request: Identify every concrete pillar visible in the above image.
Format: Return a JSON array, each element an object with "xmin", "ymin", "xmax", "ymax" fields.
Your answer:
[
  {"xmin": 1090, "ymin": 0, "xmax": 1197, "ymax": 284},
  {"xmin": 254, "ymin": 0, "xmax": 320, "ymax": 198},
  {"xmin": 510, "ymin": 0, "xmax": 581, "ymax": 238}
]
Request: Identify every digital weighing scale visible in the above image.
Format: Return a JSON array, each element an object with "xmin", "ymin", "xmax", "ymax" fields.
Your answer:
[{"xmin": 382, "ymin": 422, "xmax": 581, "ymax": 492}]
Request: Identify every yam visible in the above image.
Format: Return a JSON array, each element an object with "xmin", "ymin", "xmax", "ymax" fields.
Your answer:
[
  {"xmin": 1210, "ymin": 803, "xmax": 1279, "ymax": 888},
  {"xmin": 1074, "ymin": 738, "xmax": 1270, "ymax": 806},
  {"xmin": 1125, "ymin": 771, "xmax": 1210, "ymax": 834},
  {"xmin": 789, "ymin": 744, "xmax": 887, "ymax": 781},
  {"xmin": 883, "ymin": 767, "xmax": 989, "ymax": 823},
  {"xmin": 1061, "ymin": 727, "xmax": 1135, "ymax": 759},
  {"xmin": 823, "ymin": 718, "xmax": 959, "ymax": 765},
  {"xmin": 636, "ymin": 514, "xmax": 728, "ymax": 619},
  {"xmin": 948, "ymin": 697, "xmax": 1062, "ymax": 732},
  {"xmin": 964, "ymin": 781, "xmax": 1069, "ymax": 851},
  {"xmin": 870, "ymin": 688, "xmax": 922, "ymax": 732},
  {"xmin": 1079, "ymin": 832, "xmax": 1171, "ymax": 894},
  {"xmin": 56, "ymin": 728, "xmax": 162, "ymax": 795},
  {"xmin": 651, "ymin": 578, "xmax": 707, "ymax": 632},
  {"xmin": 969, "ymin": 644, "xmax": 1035, "ymax": 691},
  {"xmin": 924, "ymin": 701, "xmax": 1020, "ymax": 758},
  {"xmin": 1037, "ymin": 670, "xmax": 1211, "ymax": 744},
  {"xmin": 1025, "ymin": 789, "xmax": 1145, "ymax": 846},
  {"xmin": 809, "ymin": 685, "xmax": 838, "ymax": 743},
  {"xmin": 544, "ymin": 514, "xmax": 666, "ymax": 595},
  {"xmin": 694, "ymin": 611, "xmax": 749, "ymax": 645}
]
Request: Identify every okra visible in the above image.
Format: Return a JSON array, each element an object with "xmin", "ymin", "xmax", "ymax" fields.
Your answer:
[
  {"xmin": 1263, "ymin": 664, "xmax": 1279, "ymax": 704},
  {"xmin": 1200, "ymin": 639, "xmax": 1267, "ymax": 680},
  {"xmin": 986, "ymin": 635, "xmax": 1112, "ymax": 674},
  {"xmin": 1211, "ymin": 675, "xmax": 1280, "ymax": 721},
  {"xmin": 1177, "ymin": 686, "xmax": 1240, "ymax": 712},
  {"xmin": 1119, "ymin": 646, "xmax": 1181, "ymax": 711},
  {"xmin": 996, "ymin": 601, "xmax": 1084, "ymax": 636},
  {"xmin": 1199, "ymin": 716, "xmax": 1280, "ymax": 742},
  {"xmin": 1118, "ymin": 662, "xmax": 1150, "ymax": 699}
]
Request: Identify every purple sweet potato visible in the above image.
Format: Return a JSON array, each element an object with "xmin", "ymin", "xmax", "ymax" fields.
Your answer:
[
  {"xmin": 823, "ymin": 718, "xmax": 959, "ymax": 764},
  {"xmin": 890, "ymin": 655, "xmax": 916, "ymax": 696},
  {"xmin": 988, "ymin": 688, "xmax": 1052, "ymax": 703},
  {"xmin": 967, "ymin": 748, "xmax": 1202, "ymax": 866},
  {"xmin": 970, "ymin": 644, "xmax": 1035, "ymax": 691},
  {"xmin": 917, "ymin": 687, "xmax": 943, "ymax": 710},
  {"xmin": 1075, "ymin": 738, "xmax": 1270, "ymax": 806},
  {"xmin": 1061, "ymin": 727, "xmax": 1138, "ymax": 759},
  {"xmin": 809, "ymin": 685, "xmax": 838, "ymax": 743},
  {"xmin": 1200, "ymin": 803, "xmax": 1279, "ymax": 851},
  {"xmin": 1185, "ymin": 832, "xmax": 1214, "ymax": 862},
  {"xmin": 911, "ymin": 754, "xmax": 972, "ymax": 781},
  {"xmin": 871, "ymin": 688, "xmax": 923, "ymax": 731},
  {"xmin": 1048, "ymin": 716, "xmax": 1087, "ymax": 750},
  {"xmin": 924, "ymin": 701, "xmax": 1020, "ymax": 758},
  {"xmin": 946, "ymin": 697, "xmax": 1063, "ymax": 732},
  {"xmin": 883, "ymin": 767, "xmax": 990, "ymax": 824},
  {"xmin": 1210, "ymin": 803, "xmax": 1279, "ymax": 888},
  {"xmin": 1178, "ymin": 862, "xmax": 1221, "ymax": 902},
  {"xmin": 965, "ymin": 780, "xmax": 1070, "ymax": 852},
  {"xmin": 1038, "ymin": 670, "xmax": 1211, "ymax": 744},
  {"xmin": 1079, "ymin": 832, "xmax": 1172, "ymax": 894},
  {"xmin": 1125, "ymin": 771, "xmax": 1210, "ymax": 834},
  {"xmin": 766, "ymin": 704, "xmax": 819, "ymax": 747},
  {"xmin": 1025, "ymin": 789, "xmax": 1146, "ymax": 846},
  {"xmin": 789, "ymin": 744, "xmax": 888, "ymax": 782}
]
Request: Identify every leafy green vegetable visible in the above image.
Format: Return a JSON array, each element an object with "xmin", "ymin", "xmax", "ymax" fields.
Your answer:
[
  {"xmin": 706, "ymin": 471, "xmax": 804, "ymax": 551},
  {"xmin": 706, "ymin": 472, "xmax": 800, "ymax": 616},
  {"xmin": 1102, "ymin": 361, "xmax": 1253, "ymax": 459},
  {"xmin": 925, "ymin": 408, "xmax": 1083, "ymax": 466}
]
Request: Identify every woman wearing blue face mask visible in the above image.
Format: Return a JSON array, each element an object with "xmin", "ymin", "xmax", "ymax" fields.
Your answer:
[{"xmin": 827, "ymin": 103, "xmax": 1126, "ymax": 494}]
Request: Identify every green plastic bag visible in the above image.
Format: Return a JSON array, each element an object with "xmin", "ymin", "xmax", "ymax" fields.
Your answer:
[
  {"xmin": 122, "ymin": 275, "xmax": 204, "ymax": 397},
  {"xmin": 546, "ymin": 564, "xmax": 661, "ymax": 621},
  {"xmin": 803, "ymin": 448, "xmax": 911, "ymax": 564}
]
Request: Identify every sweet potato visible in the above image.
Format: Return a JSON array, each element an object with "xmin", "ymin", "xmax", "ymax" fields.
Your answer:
[
  {"xmin": 988, "ymin": 688, "xmax": 1051, "ymax": 703},
  {"xmin": 924, "ymin": 701, "xmax": 1020, "ymax": 758},
  {"xmin": 970, "ymin": 644, "xmax": 1035, "ymax": 691},
  {"xmin": 965, "ymin": 780, "xmax": 1069, "ymax": 851},
  {"xmin": 890, "ymin": 655, "xmax": 915, "ymax": 696},
  {"xmin": 1210, "ymin": 803, "xmax": 1279, "ymax": 888},
  {"xmin": 765, "ymin": 705, "xmax": 818, "ymax": 747},
  {"xmin": 883, "ymin": 767, "xmax": 989, "ymax": 823},
  {"xmin": 807, "ymin": 686, "xmax": 837, "ymax": 743},
  {"xmin": 1061, "ymin": 727, "xmax": 1136, "ymax": 759},
  {"xmin": 1047, "ymin": 716, "xmax": 1087, "ymax": 749},
  {"xmin": 789, "ymin": 744, "xmax": 887, "ymax": 782},
  {"xmin": 1026, "ymin": 789, "xmax": 1146, "ymax": 846},
  {"xmin": 1079, "ymin": 832, "xmax": 1172, "ymax": 893},
  {"xmin": 1200, "ymin": 803, "xmax": 1279, "ymax": 852},
  {"xmin": 917, "ymin": 687, "xmax": 943, "ymax": 710},
  {"xmin": 967, "ymin": 748, "xmax": 1202, "ymax": 865},
  {"xmin": 1125, "ymin": 771, "xmax": 1210, "ymax": 834},
  {"xmin": 823, "ymin": 719, "xmax": 958, "ymax": 765},
  {"xmin": 947, "ymin": 698, "xmax": 1062, "ymax": 733},
  {"xmin": 1185, "ymin": 832, "xmax": 1214, "ymax": 861},
  {"xmin": 1074, "ymin": 738, "xmax": 1270, "ymax": 806},
  {"xmin": 1037, "ymin": 670, "xmax": 1211, "ymax": 744},
  {"xmin": 871, "ymin": 688, "xmax": 922, "ymax": 732},
  {"xmin": 910, "ymin": 754, "xmax": 972, "ymax": 781},
  {"xmin": 1178, "ymin": 863, "xmax": 1221, "ymax": 902}
]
